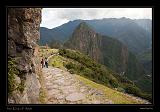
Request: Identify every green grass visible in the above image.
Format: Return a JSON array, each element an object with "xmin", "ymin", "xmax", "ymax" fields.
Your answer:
[
  {"xmin": 59, "ymin": 49, "xmax": 119, "ymax": 87},
  {"xmin": 39, "ymin": 87, "xmax": 46, "ymax": 103},
  {"xmin": 39, "ymin": 48, "xmax": 58, "ymax": 58},
  {"xmin": 76, "ymin": 75, "xmax": 146, "ymax": 104},
  {"xmin": 48, "ymin": 55, "xmax": 65, "ymax": 69}
]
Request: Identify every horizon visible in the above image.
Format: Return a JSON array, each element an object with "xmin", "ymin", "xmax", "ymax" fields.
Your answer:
[
  {"xmin": 40, "ymin": 17, "xmax": 152, "ymax": 29},
  {"xmin": 40, "ymin": 8, "xmax": 152, "ymax": 29}
]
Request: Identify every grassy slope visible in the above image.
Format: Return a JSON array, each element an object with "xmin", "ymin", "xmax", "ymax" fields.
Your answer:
[
  {"xmin": 76, "ymin": 75, "xmax": 146, "ymax": 104},
  {"xmin": 45, "ymin": 48, "xmax": 149, "ymax": 104},
  {"xmin": 49, "ymin": 55, "xmax": 66, "ymax": 69},
  {"xmin": 47, "ymin": 53, "xmax": 146, "ymax": 104},
  {"xmin": 39, "ymin": 47, "xmax": 58, "ymax": 58}
]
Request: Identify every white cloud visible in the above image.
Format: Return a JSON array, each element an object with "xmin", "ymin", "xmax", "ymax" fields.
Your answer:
[{"xmin": 40, "ymin": 8, "xmax": 152, "ymax": 29}]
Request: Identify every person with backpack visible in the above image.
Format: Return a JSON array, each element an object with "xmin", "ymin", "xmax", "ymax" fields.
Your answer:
[{"xmin": 45, "ymin": 57, "xmax": 48, "ymax": 68}]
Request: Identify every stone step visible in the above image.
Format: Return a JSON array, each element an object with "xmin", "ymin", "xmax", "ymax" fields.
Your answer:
[{"xmin": 65, "ymin": 93, "xmax": 86, "ymax": 102}]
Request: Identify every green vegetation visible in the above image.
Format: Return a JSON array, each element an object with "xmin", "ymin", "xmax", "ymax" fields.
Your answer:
[
  {"xmin": 49, "ymin": 40, "xmax": 63, "ymax": 49},
  {"xmin": 48, "ymin": 55, "xmax": 65, "ymax": 69},
  {"xmin": 58, "ymin": 49, "xmax": 151, "ymax": 102},
  {"xmin": 125, "ymin": 84, "xmax": 142, "ymax": 95},
  {"xmin": 17, "ymin": 78, "xmax": 25, "ymax": 94},
  {"xmin": 35, "ymin": 60, "xmax": 47, "ymax": 104},
  {"xmin": 59, "ymin": 49, "xmax": 119, "ymax": 88},
  {"xmin": 39, "ymin": 48, "xmax": 58, "ymax": 58},
  {"xmin": 59, "ymin": 49, "xmax": 134, "ymax": 88},
  {"xmin": 8, "ymin": 56, "xmax": 19, "ymax": 95},
  {"xmin": 44, "ymin": 48, "xmax": 151, "ymax": 102},
  {"xmin": 125, "ymin": 53, "xmax": 145, "ymax": 80},
  {"xmin": 136, "ymin": 75, "xmax": 152, "ymax": 94},
  {"xmin": 64, "ymin": 22, "xmax": 149, "ymax": 96},
  {"xmin": 8, "ymin": 56, "xmax": 26, "ymax": 95},
  {"xmin": 39, "ymin": 87, "xmax": 46, "ymax": 103},
  {"xmin": 137, "ymin": 49, "xmax": 152, "ymax": 75},
  {"xmin": 138, "ymin": 49, "xmax": 152, "ymax": 62},
  {"xmin": 126, "ymin": 52, "xmax": 152, "ymax": 94},
  {"xmin": 124, "ymin": 84, "xmax": 152, "ymax": 102},
  {"xmin": 76, "ymin": 75, "xmax": 146, "ymax": 104}
]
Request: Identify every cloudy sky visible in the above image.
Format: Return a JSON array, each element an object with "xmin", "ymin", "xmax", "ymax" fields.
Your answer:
[{"xmin": 40, "ymin": 8, "xmax": 152, "ymax": 29}]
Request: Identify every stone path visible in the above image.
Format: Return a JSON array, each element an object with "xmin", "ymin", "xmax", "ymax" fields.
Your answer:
[{"xmin": 42, "ymin": 66, "xmax": 113, "ymax": 104}]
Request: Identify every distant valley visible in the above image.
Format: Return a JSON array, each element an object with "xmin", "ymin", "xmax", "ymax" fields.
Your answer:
[{"xmin": 39, "ymin": 18, "xmax": 152, "ymax": 94}]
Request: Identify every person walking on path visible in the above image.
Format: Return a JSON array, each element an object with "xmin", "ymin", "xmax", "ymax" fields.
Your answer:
[
  {"xmin": 41, "ymin": 58, "xmax": 44, "ymax": 68},
  {"xmin": 45, "ymin": 57, "xmax": 48, "ymax": 68}
]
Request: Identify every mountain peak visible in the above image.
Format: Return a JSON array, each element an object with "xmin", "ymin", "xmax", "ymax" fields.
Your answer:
[
  {"xmin": 74, "ymin": 22, "xmax": 96, "ymax": 35},
  {"xmin": 77, "ymin": 22, "xmax": 91, "ymax": 29},
  {"xmin": 79, "ymin": 21, "xmax": 88, "ymax": 26}
]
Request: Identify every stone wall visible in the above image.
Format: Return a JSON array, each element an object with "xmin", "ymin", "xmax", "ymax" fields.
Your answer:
[{"xmin": 8, "ymin": 8, "xmax": 42, "ymax": 104}]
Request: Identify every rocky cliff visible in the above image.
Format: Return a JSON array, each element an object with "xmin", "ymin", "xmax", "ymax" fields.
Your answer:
[
  {"xmin": 64, "ymin": 22, "xmax": 145, "ymax": 86},
  {"xmin": 64, "ymin": 22, "xmax": 103, "ymax": 63},
  {"xmin": 64, "ymin": 22, "xmax": 129, "ymax": 73},
  {"xmin": 8, "ymin": 8, "xmax": 42, "ymax": 104}
]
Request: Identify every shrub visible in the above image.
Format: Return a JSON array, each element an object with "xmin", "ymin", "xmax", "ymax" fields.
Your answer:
[
  {"xmin": 109, "ymin": 79, "xmax": 119, "ymax": 88},
  {"xmin": 65, "ymin": 62, "xmax": 75, "ymax": 69},
  {"xmin": 124, "ymin": 84, "xmax": 152, "ymax": 102},
  {"xmin": 69, "ymin": 69, "xmax": 76, "ymax": 74},
  {"xmin": 117, "ymin": 87, "xmax": 125, "ymax": 92},
  {"xmin": 52, "ymin": 63, "xmax": 55, "ymax": 67},
  {"xmin": 59, "ymin": 49, "xmax": 66, "ymax": 56},
  {"xmin": 124, "ymin": 84, "xmax": 141, "ymax": 95},
  {"xmin": 82, "ymin": 68, "xmax": 93, "ymax": 77},
  {"xmin": 140, "ymin": 93, "xmax": 152, "ymax": 102}
]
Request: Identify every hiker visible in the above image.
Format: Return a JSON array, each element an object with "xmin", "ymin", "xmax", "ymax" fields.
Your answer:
[
  {"xmin": 45, "ymin": 57, "xmax": 48, "ymax": 68},
  {"xmin": 41, "ymin": 58, "xmax": 44, "ymax": 68}
]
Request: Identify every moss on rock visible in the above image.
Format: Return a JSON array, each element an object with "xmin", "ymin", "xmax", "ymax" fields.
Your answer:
[{"xmin": 8, "ymin": 56, "xmax": 20, "ymax": 95}]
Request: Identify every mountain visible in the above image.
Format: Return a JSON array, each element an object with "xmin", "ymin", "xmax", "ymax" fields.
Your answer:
[
  {"xmin": 38, "ymin": 27, "xmax": 58, "ymax": 45},
  {"xmin": 64, "ymin": 22, "xmax": 148, "ymax": 92},
  {"xmin": 57, "ymin": 48, "xmax": 151, "ymax": 102},
  {"xmin": 134, "ymin": 19, "xmax": 152, "ymax": 33},
  {"xmin": 39, "ymin": 20, "xmax": 82, "ymax": 45},
  {"xmin": 64, "ymin": 22, "xmax": 103, "ymax": 63},
  {"xmin": 134, "ymin": 19, "xmax": 152, "ymax": 49},
  {"xmin": 40, "ymin": 18, "xmax": 152, "ymax": 54},
  {"xmin": 40, "ymin": 18, "xmax": 152, "ymax": 75},
  {"xmin": 137, "ymin": 48, "xmax": 152, "ymax": 75},
  {"xmin": 87, "ymin": 18, "xmax": 151, "ymax": 54}
]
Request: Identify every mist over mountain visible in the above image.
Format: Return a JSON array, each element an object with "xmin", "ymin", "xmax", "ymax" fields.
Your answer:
[
  {"xmin": 40, "ymin": 18, "xmax": 152, "ymax": 75},
  {"xmin": 40, "ymin": 18, "xmax": 152, "ymax": 54},
  {"xmin": 63, "ymin": 22, "xmax": 151, "ymax": 93}
]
